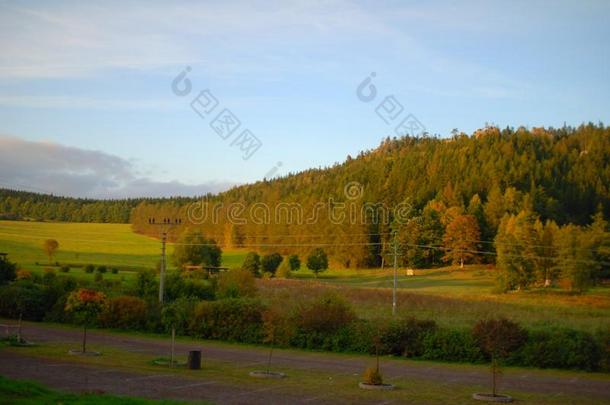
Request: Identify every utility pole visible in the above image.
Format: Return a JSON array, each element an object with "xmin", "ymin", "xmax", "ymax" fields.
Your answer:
[
  {"xmin": 389, "ymin": 231, "xmax": 402, "ymax": 316},
  {"xmin": 148, "ymin": 217, "xmax": 182, "ymax": 304}
]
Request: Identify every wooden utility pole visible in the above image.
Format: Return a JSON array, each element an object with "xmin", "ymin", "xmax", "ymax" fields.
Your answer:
[
  {"xmin": 389, "ymin": 231, "xmax": 402, "ymax": 316},
  {"xmin": 148, "ymin": 217, "xmax": 182, "ymax": 304}
]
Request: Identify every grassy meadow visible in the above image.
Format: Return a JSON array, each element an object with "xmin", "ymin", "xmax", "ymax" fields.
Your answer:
[
  {"xmin": 0, "ymin": 220, "xmax": 246, "ymax": 279},
  {"xmin": 1, "ymin": 220, "xmax": 609, "ymax": 334}
]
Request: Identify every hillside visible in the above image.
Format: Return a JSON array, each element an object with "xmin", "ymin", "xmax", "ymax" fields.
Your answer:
[
  {"xmin": 2, "ymin": 123, "xmax": 609, "ymax": 270},
  {"xmin": 131, "ymin": 124, "xmax": 610, "ymax": 268}
]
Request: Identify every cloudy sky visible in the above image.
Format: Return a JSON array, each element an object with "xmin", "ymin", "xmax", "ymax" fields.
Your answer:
[{"xmin": 0, "ymin": 0, "xmax": 609, "ymax": 198}]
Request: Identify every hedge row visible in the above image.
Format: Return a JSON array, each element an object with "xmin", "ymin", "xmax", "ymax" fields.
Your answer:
[{"xmin": 0, "ymin": 277, "xmax": 608, "ymax": 372}]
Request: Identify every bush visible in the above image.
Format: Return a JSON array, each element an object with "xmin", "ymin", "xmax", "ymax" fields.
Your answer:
[
  {"xmin": 306, "ymin": 248, "xmax": 328, "ymax": 276},
  {"xmin": 135, "ymin": 269, "xmax": 157, "ymax": 299},
  {"xmin": 292, "ymin": 292, "xmax": 356, "ymax": 349},
  {"xmin": 190, "ymin": 298, "xmax": 265, "ymax": 343},
  {"xmin": 96, "ymin": 266, "xmax": 107, "ymax": 274},
  {"xmin": 379, "ymin": 317, "xmax": 437, "ymax": 357},
  {"xmin": 242, "ymin": 252, "xmax": 261, "ymax": 277},
  {"xmin": 363, "ymin": 367, "xmax": 383, "ymax": 385},
  {"xmin": 60, "ymin": 265, "xmax": 70, "ymax": 273},
  {"xmin": 165, "ymin": 272, "xmax": 215, "ymax": 301},
  {"xmin": 288, "ymin": 254, "xmax": 301, "ymax": 271},
  {"xmin": 0, "ymin": 255, "xmax": 17, "ymax": 285},
  {"xmin": 421, "ymin": 329, "xmax": 484, "ymax": 363},
  {"xmin": 162, "ymin": 297, "xmax": 198, "ymax": 334},
  {"xmin": 42, "ymin": 268, "xmax": 56, "ymax": 284},
  {"xmin": 111, "ymin": 267, "xmax": 119, "ymax": 274},
  {"xmin": 473, "ymin": 318, "xmax": 527, "ymax": 361},
  {"xmin": 328, "ymin": 319, "xmax": 377, "ymax": 354},
  {"xmin": 261, "ymin": 253, "xmax": 283, "ymax": 276},
  {"xmin": 0, "ymin": 282, "xmax": 47, "ymax": 321},
  {"xmin": 509, "ymin": 328, "xmax": 601, "ymax": 371},
  {"xmin": 94, "ymin": 273, "xmax": 103, "ymax": 283},
  {"xmin": 100, "ymin": 296, "xmax": 148, "ymax": 330},
  {"xmin": 84, "ymin": 264, "xmax": 95, "ymax": 273},
  {"xmin": 216, "ymin": 269, "xmax": 256, "ymax": 299}
]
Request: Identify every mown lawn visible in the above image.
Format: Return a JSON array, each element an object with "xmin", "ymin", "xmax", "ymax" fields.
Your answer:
[{"xmin": 0, "ymin": 375, "xmax": 191, "ymax": 404}]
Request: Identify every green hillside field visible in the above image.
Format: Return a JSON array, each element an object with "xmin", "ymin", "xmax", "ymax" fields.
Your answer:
[{"xmin": 0, "ymin": 220, "xmax": 247, "ymax": 278}]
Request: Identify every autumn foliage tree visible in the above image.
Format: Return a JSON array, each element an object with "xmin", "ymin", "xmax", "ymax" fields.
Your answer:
[
  {"xmin": 442, "ymin": 214, "xmax": 481, "ymax": 268},
  {"xmin": 65, "ymin": 289, "xmax": 107, "ymax": 353}
]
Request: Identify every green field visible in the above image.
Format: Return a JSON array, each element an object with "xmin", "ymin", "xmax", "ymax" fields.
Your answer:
[
  {"xmin": 1, "ymin": 220, "xmax": 609, "ymax": 333},
  {"xmin": 0, "ymin": 220, "xmax": 247, "ymax": 279}
]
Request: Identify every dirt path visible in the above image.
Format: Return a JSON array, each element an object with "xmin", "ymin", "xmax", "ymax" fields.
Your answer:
[{"xmin": 1, "ymin": 322, "xmax": 609, "ymax": 404}]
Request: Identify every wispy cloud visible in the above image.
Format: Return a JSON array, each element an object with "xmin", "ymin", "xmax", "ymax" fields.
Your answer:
[
  {"xmin": 0, "ymin": 95, "xmax": 178, "ymax": 110},
  {"xmin": 0, "ymin": 135, "xmax": 233, "ymax": 198}
]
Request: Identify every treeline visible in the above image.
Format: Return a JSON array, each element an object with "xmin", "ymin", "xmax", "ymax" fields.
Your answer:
[
  {"xmin": 0, "ymin": 189, "xmax": 199, "ymax": 223},
  {"xmin": 131, "ymin": 124, "xmax": 610, "ymax": 273}
]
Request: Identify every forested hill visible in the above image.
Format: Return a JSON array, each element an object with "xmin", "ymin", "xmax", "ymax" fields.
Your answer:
[
  {"xmin": 2, "ymin": 123, "xmax": 609, "ymax": 268},
  {"xmin": 130, "ymin": 123, "xmax": 610, "ymax": 268}
]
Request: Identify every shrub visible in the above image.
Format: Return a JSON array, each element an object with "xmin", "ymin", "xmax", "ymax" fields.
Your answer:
[
  {"xmin": 60, "ymin": 265, "xmax": 70, "ymax": 273},
  {"xmin": 379, "ymin": 317, "xmax": 437, "ymax": 357},
  {"xmin": 0, "ymin": 282, "xmax": 47, "ymax": 321},
  {"xmin": 96, "ymin": 265, "xmax": 107, "ymax": 274},
  {"xmin": 216, "ymin": 269, "xmax": 257, "ymax": 299},
  {"xmin": 135, "ymin": 269, "xmax": 157, "ymax": 299},
  {"xmin": 16, "ymin": 269, "xmax": 32, "ymax": 280},
  {"xmin": 473, "ymin": 318, "xmax": 527, "ymax": 361},
  {"xmin": 190, "ymin": 298, "xmax": 265, "ymax": 343},
  {"xmin": 288, "ymin": 254, "xmax": 301, "ymax": 271},
  {"xmin": 84, "ymin": 264, "xmax": 95, "ymax": 274},
  {"xmin": 111, "ymin": 267, "xmax": 119, "ymax": 274},
  {"xmin": 94, "ymin": 273, "xmax": 103, "ymax": 283},
  {"xmin": 242, "ymin": 252, "xmax": 261, "ymax": 276},
  {"xmin": 363, "ymin": 367, "xmax": 383, "ymax": 385},
  {"xmin": 165, "ymin": 272, "xmax": 215, "ymax": 301},
  {"xmin": 42, "ymin": 268, "xmax": 57, "ymax": 284},
  {"xmin": 162, "ymin": 297, "xmax": 198, "ymax": 334},
  {"xmin": 306, "ymin": 248, "xmax": 328, "ymax": 276},
  {"xmin": 421, "ymin": 329, "xmax": 484, "ymax": 363},
  {"xmin": 0, "ymin": 255, "xmax": 17, "ymax": 285},
  {"xmin": 100, "ymin": 296, "xmax": 148, "ymax": 330},
  {"xmin": 292, "ymin": 292, "xmax": 356, "ymax": 349},
  {"xmin": 509, "ymin": 328, "xmax": 601, "ymax": 371},
  {"xmin": 261, "ymin": 253, "xmax": 283, "ymax": 276},
  {"xmin": 329, "ymin": 319, "xmax": 377, "ymax": 354}
]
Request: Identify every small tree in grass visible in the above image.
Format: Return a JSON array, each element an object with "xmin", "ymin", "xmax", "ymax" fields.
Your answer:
[
  {"xmin": 65, "ymin": 289, "xmax": 106, "ymax": 353},
  {"xmin": 261, "ymin": 305, "xmax": 294, "ymax": 374},
  {"xmin": 363, "ymin": 335, "xmax": 384, "ymax": 385},
  {"xmin": 306, "ymin": 248, "xmax": 328, "ymax": 277},
  {"xmin": 43, "ymin": 239, "xmax": 59, "ymax": 264},
  {"xmin": 288, "ymin": 254, "xmax": 301, "ymax": 271},
  {"xmin": 162, "ymin": 298, "xmax": 196, "ymax": 367},
  {"xmin": 473, "ymin": 318, "xmax": 527, "ymax": 397}
]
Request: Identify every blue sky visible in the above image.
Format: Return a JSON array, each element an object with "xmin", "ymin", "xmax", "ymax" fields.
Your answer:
[{"xmin": 0, "ymin": 0, "xmax": 609, "ymax": 198}]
